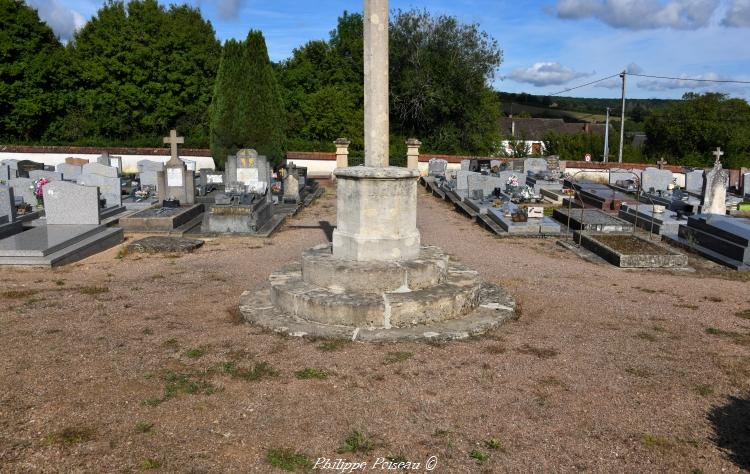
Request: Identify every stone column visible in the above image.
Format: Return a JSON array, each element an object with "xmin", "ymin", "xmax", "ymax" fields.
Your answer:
[
  {"xmin": 331, "ymin": 0, "xmax": 421, "ymax": 262},
  {"xmin": 334, "ymin": 138, "xmax": 350, "ymax": 168},
  {"xmin": 364, "ymin": 0, "xmax": 389, "ymax": 167},
  {"xmin": 406, "ymin": 138, "xmax": 421, "ymax": 170}
]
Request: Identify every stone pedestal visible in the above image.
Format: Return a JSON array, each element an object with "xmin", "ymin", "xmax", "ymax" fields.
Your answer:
[
  {"xmin": 334, "ymin": 138, "xmax": 350, "ymax": 169},
  {"xmin": 332, "ymin": 167, "xmax": 420, "ymax": 261},
  {"xmin": 406, "ymin": 138, "xmax": 421, "ymax": 170}
]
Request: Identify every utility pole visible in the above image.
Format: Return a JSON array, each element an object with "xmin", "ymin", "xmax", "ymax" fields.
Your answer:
[
  {"xmin": 618, "ymin": 70, "xmax": 626, "ymax": 163},
  {"xmin": 603, "ymin": 107, "xmax": 610, "ymax": 162}
]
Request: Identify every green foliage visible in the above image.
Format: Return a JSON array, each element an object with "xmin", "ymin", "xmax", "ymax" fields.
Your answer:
[
  {"xmin": 390, "ymin": 9, "xmax": 503, "ymax": 155},
  {"xmin": 45, "ymin": 0, "xmax": 220, "ymax": 147},
  {"xmin": 265, "ymin": 448, "xmax": 313, "ymax": 471},
  {"xmin": 645, "ymin": 93, "xmax": 750, "ymax": 168},
  {"xmin": 210, "ymin": 31, "xmax": 286, "ymax": 167},
  {"xmin": 543, "ymin": 130, "xmax": 643, "ymax": 162},
  {"xmin": 0, "ymin": 0, "xmax": 67, "ymax": 142},
  {"xmin": 278, "ymin": 9, "xmax": 503, "ymax": 157}
]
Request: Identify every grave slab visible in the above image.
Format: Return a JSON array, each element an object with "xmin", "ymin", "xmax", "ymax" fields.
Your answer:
[{"xmin": 553, "ymin": 208, "xmax": 634, "ymax": 232}]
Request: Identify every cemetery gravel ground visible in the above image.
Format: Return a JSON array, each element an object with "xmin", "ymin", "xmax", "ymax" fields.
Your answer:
[{"xmin": 1, "ymin": 184, "xmax": 749, "ymax": 473}]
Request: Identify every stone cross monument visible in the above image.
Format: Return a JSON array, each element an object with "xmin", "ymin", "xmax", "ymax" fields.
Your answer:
[
  {"xmin": 702, "ymin": 147, "xmax": 729, "ymax": 215},
  {"xmin": 331, "ymin": 0, "xmax": 420, "ymax": 261},
  {"xmin": 157, "ymin": 129, "xmax": 195, "ymax": 205},
  {"xmin": 164, "ymin": 129, "xmax": 184, "ymax": 165}
]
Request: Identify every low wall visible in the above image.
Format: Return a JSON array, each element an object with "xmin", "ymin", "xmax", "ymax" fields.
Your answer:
[{"xmin": 0, "ymin": 146, "xmax": 214, "ymax": 174}]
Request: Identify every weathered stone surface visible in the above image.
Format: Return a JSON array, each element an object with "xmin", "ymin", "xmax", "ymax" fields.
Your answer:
[
  {"xmin": 702, "ymin": 159, "xmax": 729, "ymax": 215},
  {"xmin": 241, "ymin": 280, "xmax": 516, "ymax": 342},
  {"xmin": 302, "ymin": 244, "xmax": 448, "ymax": 293},
  {"xmin": 332, "ymin": 166, "xmax": 420, "ymax": 261},
  {"xmin": 127, "ymin": 236, "xmax": 204, "ymax": 253}
]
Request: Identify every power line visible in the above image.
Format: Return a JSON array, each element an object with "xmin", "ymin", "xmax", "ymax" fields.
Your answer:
[
  {"xmin": 629, "ymin": 73, "xmax": 750, "ymax": 85},
  {"xmin": 549, "ymin": 73, "xmax": 621, "ymax": 96}
]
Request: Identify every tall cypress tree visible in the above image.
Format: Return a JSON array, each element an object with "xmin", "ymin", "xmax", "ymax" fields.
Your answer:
[
  {"xmin": 210, "ymin": 30, "xmax": 286, "ymax": 168},
  {"xmin": 209, "ymin": 39, "xmax": 247, "ymax": 166}
]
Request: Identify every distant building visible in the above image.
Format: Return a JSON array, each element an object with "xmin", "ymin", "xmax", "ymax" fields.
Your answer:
[{"xmin": 499, "ymin": 117, "xmax": 610, "ymax": 156}]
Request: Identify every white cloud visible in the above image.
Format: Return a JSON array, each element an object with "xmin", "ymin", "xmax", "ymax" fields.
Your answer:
[
  {"xmin": 555, "ymin": 0, "xmax": 720, "ymax": 30},
  {"xmin": 505, "ymin": 62, "xmax": 594, "ymax": 86},
  {"xmin": 635, "ymin": 72, "xmax": 744, "ymax": 92},
  {"xmin": 722, "ymin": 0, "xmax": 750, "ymax": 26},
  {"xmin": 28, "ymin": 0, "xmax": 85, "ymax": 41},
  {"xmin": 595, "ymin": 62, "xmax": 644, "ymax": 88}
]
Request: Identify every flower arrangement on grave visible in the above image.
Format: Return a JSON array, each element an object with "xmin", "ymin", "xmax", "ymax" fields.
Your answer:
[
  {"xmin": 32, "ymin": 177, "xmax": 50, "ymax": 205},
  {"xmin": 271, "ymin": 182, "xmax": 281, "ymax": 193},
  {"xmin": 506, "ymin": 175, "xmax": 519, "ymax": 188},
  {"xmin": 134, "ymin": 185, "xmax": 151, "ymax": 202}
]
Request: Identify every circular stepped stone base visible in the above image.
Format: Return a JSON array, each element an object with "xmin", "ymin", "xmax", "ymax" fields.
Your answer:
[
  {"xmin": 270, "ymin": 261, "xmax": 481, "ymax": 328},
  {"xmin": 240, "ymin": 281, "xmax": 516, "ymax": 342},
  {"xmin": 239, "ymin": 245, "xmax": 517, "ymax": 342}
]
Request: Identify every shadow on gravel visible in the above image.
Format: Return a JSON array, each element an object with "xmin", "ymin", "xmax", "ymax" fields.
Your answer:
[
  {"xmin": 709, "ymin": 395, "xmax": 750, "ymax": 470},
  {"xmin": 286, "ymin": 221, "xmax": 335, "ymax": 243}
]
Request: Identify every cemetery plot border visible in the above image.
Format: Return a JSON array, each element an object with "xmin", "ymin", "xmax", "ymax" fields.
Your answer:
[{"xmin": 574, "ymin": 231, "xmax": 688, "ymax": 268}]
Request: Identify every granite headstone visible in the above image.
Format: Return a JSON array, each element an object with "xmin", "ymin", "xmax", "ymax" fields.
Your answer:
[{"xmin": 42, "ymin": 181, "xmax": 100, "ymax": 225}]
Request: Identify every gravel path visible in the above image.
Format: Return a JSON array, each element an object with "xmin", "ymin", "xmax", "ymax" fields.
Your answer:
[{"xmin": 1, "ymin": 183, "xmax": 748, "ymax": 473}]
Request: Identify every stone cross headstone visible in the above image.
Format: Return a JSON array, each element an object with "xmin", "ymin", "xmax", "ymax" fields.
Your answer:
[
  {"xmin": 157, "ymin": 129, "xmax": 194, "ymax": 205},
  {"xmin": 8, "ymin": 177, "xmax": 37, "ymax": 206},
  {"xmin": 77, "ymin": 173, "xmax": 121, "ymax": 208},
  {"xmin": 656, "ymin": 158, "xmax": 668, "ymax": 169},
  {"xmin": 702, "ymin": 147, "xmax": 729, "ymax": 215},
  {"xmin": 82, "ymin": 162, "xmax": 118, "ymax": 178},
  {"xmin": 56, "ymin": 163, "xmax": 83, "ymax": 180},
  {"xmin": 42, "ymin": 181, "xmax": 100, "ymax": 225},
  {"xmin": 0, "ymin": 185, "xmax": 16, "ymax": 222},
  {"xmin": 29, "ymin": 170, "xmax": 63, "ymax": 182}
]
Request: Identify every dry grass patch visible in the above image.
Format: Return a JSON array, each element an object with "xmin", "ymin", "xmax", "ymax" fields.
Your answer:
[
  {"xmin": 2, "ymin": 289, "xmax": 39, "ymax": 299},
  {"xmin": 44, "ymin": 427, "xmax": 94, "ymax": 446}
]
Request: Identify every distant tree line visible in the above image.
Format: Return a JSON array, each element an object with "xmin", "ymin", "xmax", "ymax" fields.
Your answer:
[
  {"xmin": 2, "ymin": 0, "xmax": 749, "ymax": 167},
  {"xmin": 0, "ymin": 1, "xmax": 503, "ymax": 165}
]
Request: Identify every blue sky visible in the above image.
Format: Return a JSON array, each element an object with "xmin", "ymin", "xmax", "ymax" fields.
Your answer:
[{"xmin": 27, "ymin": 0, "xmax": 750, "ymax": 99}]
